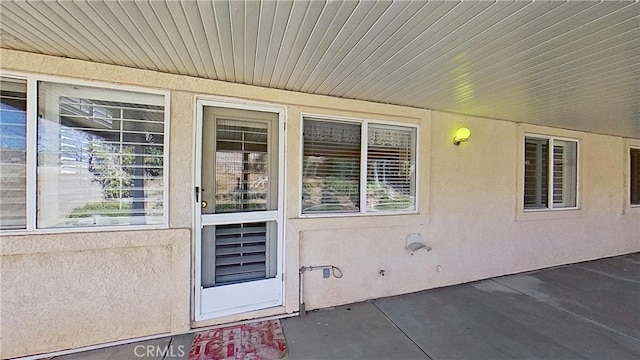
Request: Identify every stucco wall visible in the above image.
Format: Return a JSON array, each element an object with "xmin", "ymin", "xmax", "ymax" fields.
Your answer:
[
  {"xmin": 0, "ymin": 230, "xmax": 190, "ymax": 359},
  {"xmin": 293, "ymin": 113, "xmax": 640, "ymax": 310},
  {"xmin": 1, "ymin": 49, "xmax": 638, "ymax": 358}
]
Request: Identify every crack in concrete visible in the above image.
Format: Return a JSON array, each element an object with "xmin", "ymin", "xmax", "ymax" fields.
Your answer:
[{"xmin": 371, "ymin": 300, "xmax": 435, "ymax": 360}]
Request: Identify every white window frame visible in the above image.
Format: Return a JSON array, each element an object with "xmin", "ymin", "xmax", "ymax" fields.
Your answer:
[
  {"xmin": 523, "ymin": 133, "xmax": 579, "ymax": 212},
  {"xmin": 299, "ymin": 113, "xmax": 419, "ymax": 218},
  {"xmin": 0, "ymin": 71, "xmax": 170, "ymax": 234}
]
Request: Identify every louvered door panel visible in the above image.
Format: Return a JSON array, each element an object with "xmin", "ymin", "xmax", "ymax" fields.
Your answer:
[{"xmin": 214, "ymin": 222, "xmax": 268, "ymax": 284}]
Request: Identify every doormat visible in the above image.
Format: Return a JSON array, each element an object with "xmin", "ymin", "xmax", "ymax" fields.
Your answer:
[{"xmin": 188, "ymin": 319, "xmax": 287, "ymax": 360}]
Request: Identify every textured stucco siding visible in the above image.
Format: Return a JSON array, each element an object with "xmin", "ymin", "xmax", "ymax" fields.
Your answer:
[{"xmin": 0, "ymin": 230, "xmax": 190, "ymax": 359}]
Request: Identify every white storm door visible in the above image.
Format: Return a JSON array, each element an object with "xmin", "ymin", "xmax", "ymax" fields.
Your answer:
[{"xmin": 195, "ymin": 102, "xmax": 284, "ymax": 320}]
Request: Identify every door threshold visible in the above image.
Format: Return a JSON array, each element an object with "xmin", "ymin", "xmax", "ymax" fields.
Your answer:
[{"xmin": 191, "ymin": 311, "xmax": 298, "ymax": 330}]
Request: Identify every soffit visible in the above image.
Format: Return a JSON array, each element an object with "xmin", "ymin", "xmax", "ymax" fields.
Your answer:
[{"xmin": 1, "ymin": 0, "xmax": 638, "ymax": 138}]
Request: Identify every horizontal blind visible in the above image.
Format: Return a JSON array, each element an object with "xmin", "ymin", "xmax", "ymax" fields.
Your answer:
[
  {"xmin": 302, "ymin": 119, "xmax": 361, "ymax": 213},
  {"xmin": 552, "ymin": 140, "xmax": 577, "ymax": 208},
  {"xmin": 524, "ymin": 138, "xmax": 548, "ymax": 209},
  {"xmin": 552, "ymin": 145, "xmax": 564, "ymax": 205},
  {"xmin": 0, "ymin": 77, "xmax": 27, "ymax": 230},
  {"xmin": 366, "ymin": 125, "xmax": 416, "ymax": 212},
  {"xmin": 38, "ymin": 82, "xmax": 165, "ymax": 228}
]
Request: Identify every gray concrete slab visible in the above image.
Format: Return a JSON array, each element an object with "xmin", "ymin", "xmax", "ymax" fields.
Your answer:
[
  {"xmin": 575, "ymin": 254, "xmax": 640, "ymax": 284},
  {"xmin": 623, "ymin": 252, "xmax": 640, "ymax": 262},
  {"xmin": 283, "ymin": 253, "xmax": 640, "ymax": 360},
  {"xmin": 375, "ymin": 279, "xmax": 640, "ymax": 359},
  {"xmin": 52, "ymin": 334, "xmax": 193, "ymax": 360},
  {"xmin": 52, "ymin": 337, "xmax": 172, "ymax": 360},
  {"xmin": 496, "ymin": 258, "xmax": 640, "ymax": 339},
  {"xmin": 281, "ymin": 301, "xmax": 429, "ymax": 360},
  {"xmin": 165, "ymin": 333, "xmax": 194, "ymax": 359}
]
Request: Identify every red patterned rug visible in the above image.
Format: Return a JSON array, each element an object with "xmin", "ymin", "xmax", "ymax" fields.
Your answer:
[{"xmin": 188, "ymin": 320, "xmax": 287, "ymax": 360}]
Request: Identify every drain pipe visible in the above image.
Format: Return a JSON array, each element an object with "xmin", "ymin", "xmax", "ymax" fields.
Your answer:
[
  {"xmin": 298, "ymin": 267, "xmax": 306, "ymax": 316},
  {"xmin": 298, "ymin": 265, "xmax": 343, "ymax": 317}
]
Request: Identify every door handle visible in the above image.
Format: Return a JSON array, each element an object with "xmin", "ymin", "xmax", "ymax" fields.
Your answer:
[
  {"xmin": 195, "ymin": 187, "xmax": 205, "ymax": 203},
  {"xmin": 201, "ymin": 201, "xmax": 208, "ymax": 208}
]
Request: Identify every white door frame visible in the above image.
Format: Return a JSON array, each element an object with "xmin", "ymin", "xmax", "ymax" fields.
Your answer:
[{"xmin": 193, "ymin": 97, "xmax": 287, "ymax": 321}]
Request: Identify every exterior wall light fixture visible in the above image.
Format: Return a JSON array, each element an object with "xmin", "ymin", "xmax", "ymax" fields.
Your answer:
[{"xmin": 453, "ymin": 127, "xmax": 471, "ymax": 145}]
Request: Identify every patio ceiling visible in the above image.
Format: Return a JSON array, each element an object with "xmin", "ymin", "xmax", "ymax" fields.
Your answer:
[{"xmin": 1, "ymin": 0, "xmax": 639, "ymax": 138}]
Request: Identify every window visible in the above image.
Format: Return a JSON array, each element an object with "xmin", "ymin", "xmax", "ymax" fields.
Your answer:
[
  {"xmin": 212, "ymin": 119, "xmax": 274, "ymax": 213},
  {"xmin": 0, "ymin": 77, "xmax": 27, "ymax": 229},
  {"xmin": 0, "ymin": 75, "xmax": 168, "ymax": 231},
  {"xmin": 302, "ymin": 117, "xmax": 416, "ymax": 215},
  {"xmin": 631, "ymin": 148, "xmax": 640, "ymax": 206},
  {"xmin": 524, "ymin": 135, "xmax": 577, "ymax": 210},
  {"xmin": 367, "ymin": 125, "xmax": 416, "ymax": 211}
]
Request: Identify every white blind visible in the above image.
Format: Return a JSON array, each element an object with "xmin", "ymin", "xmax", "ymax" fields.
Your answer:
[
  {"xmin": 524, "ymin": 138, "xmax": 548, "ymax": 209},
  {"xmin": 366, "ymin": 125, "xmax": 416, "ymax": 212},
  {"xmin": 37, "ymin": 82, "xmax": 165, "ymax": 228},
  {"xmin": 0, "ymin": 77, "xmax": 27, "ymax": 230},
  {"xmin": 553, "ymin": 140, "xmax": 577, "ymax": 208},
  {"xmin": 302, "ymin": 119, "xmax": 361, "ymax": 213},
  {"xmin": 553, "ymin": 144, "xmax": 564, "ymax": 205}
]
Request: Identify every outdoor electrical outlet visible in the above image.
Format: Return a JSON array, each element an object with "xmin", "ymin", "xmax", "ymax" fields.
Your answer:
[{"xmin": 323, "ymin": 268, "xmax": 330, "ymax": 278}]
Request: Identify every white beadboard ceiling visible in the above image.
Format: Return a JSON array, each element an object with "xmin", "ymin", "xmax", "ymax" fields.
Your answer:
[{"xmin": 1, "ymin": 0, "xmax": 638, "ymax": 138}]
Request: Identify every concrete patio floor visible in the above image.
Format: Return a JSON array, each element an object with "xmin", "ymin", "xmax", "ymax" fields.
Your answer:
[{"xmin": 52, "ymin": 253, "xmax": 639, "ymax": 360}]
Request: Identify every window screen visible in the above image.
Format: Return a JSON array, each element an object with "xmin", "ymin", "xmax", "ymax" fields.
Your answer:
[
  {"xmin": 367, "ymin": 125, "xmax": 416, "ymax": 212},
  {"xmin": 214, "ymin": 119, "xmax": 270, "ymax": 213},
  {"xmin": 302, "ymin": 119, "xmax": 361, "ymax": 213}
]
